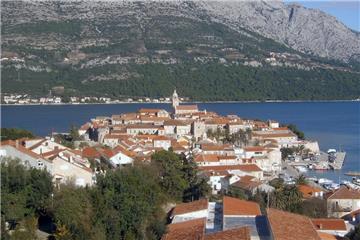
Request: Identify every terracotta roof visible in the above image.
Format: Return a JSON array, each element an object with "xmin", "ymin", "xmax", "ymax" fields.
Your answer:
[
  {"xmin": 201, "ymin": 144, "xmax": 232, "ymax": 151},
  {"xmin": 162, "ymin": 218, "xmax": 205, "ymax": 240},
  {"xmin": 317, "ymin": 232, "xmax": 345, "ymax": 240},
  {"xmin": 104, "ymin": 134, "xmax": 122, "ymax": 139},
  {"xmin": 198, "ymin": 164, "xmax": 262, "ymax": 172},
  {"xmin": 267, "ymin": 208, "xmax": 321, "ymax": 240},
  {"xmin": 140, "ymin": 116, "xmax": 170, "ymax": 122},
  {"xmin": 218, "ymin": 155, "xmax": 237, "ymax": 160},
  {"xmin": 113, "ymin": 146, "xmax": 136, "ymax": 158},
  {"xmin": 82, "ymin": 147, "xmax": 101, "ymax": 159},
  {"xmin": 1, "ymin": 140, "xmax": 51, "ymax": 163},
  {"xmin": 311, "ymin": 219, "xmax": 347, "ymax": 231},
  {"xmin": 231, "ymin": 176, "xmax": 261, "ymax": 191},
  {"xmin": 164, "ymin": 119, "xmax": 188, "ymax": 126},
  {"xmin": 244, "ymin": 146, "xmax": 266, "ymax": 152},
  {"xmin": 176, "ymin": 105, "xmax": 198, "ymax": 111},
  {"xmin": 298, "ymin": 184, "xmax": 323, "ymax": 199},
  {"xmin": 153, "ymin": 136, "xmax": 172, "ymax": 141},
  {"xmin": 126, "ymin": 124, "xmax": 159, "ymax": 129},
  {"xmin": 223, "ymin": 196, "xmax": 261, "ymax": 216},
  {"xmin": 194, "ymin": 154, "xmax": 219, "ymax": 163},
  {"xmin": 327, "ymin": 186, "xmax": 360, "ymax": 199},
  {"xmin": 139, "ymin": 108, "xmax": 165, "ymax": 113},
  {"xmin": 204, "ymin": 226, "xmax": 251, "ymax": 240},
  {"xmin": 205, "ymin": 118, "xmax": 229, "ymax": 125},
  {"xmin": 172, "ymin": 199, "xmax": 208, "ymax": 216}
]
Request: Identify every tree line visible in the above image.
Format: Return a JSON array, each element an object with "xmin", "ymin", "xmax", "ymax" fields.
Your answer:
[{"xmin": 1, "ymin": 150, "xmax": 210, "ymax": 240}]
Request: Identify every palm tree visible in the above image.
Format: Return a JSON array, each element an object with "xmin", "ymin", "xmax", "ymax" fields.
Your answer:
[
  {"xmin": 270, "ymin": 190, "xmax": 287, "ymax": 210},
  {"xmin": 295, "ymin": 174, "xmax": 307, "ymax": 185}
]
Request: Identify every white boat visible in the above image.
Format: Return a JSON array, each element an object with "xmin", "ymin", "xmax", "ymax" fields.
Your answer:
[
  {"xmin": 296, "ymin": 166, "xmax": 308, "ymax": 173},
  {"xmin": 318, "ymin": 178, "xmax": 333, "ymax": 185},
  {"xmin": 327, "ymin": 149, "xmax": 337, "ymax": 154}
]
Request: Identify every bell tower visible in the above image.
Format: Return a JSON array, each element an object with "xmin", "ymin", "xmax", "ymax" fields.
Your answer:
[{"xmin": 172, "ymin": 89, "xmax": 179, "ymax": 109}]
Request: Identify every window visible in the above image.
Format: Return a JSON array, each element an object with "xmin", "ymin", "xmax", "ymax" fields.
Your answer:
[{"xmin": 37, "ymin": 160, "xmax": 44, "ymax": 168}]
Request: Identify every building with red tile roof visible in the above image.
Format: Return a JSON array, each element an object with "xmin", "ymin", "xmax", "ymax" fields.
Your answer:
[
  {"xmin": 171, "ymin": 199, "xmax": 209, "ymax": 223},
  {"xmin": 311, "ymin": 218, "xmax": 348, "ymax": 237},
  {"xmin": 162, "ymin": 218, "xmax": 205, "ymax": 240},
  {"xmin": 175, "ymin": 104, "xmax": 199, "ymax": 115},
  {"xmin": 298, "ymin": 184, "xmax": 325, "ymax": 199},
  {"xmin": 223, "ymin": 196, "xmax": 261, "ymax": 216},
  {"xmin": 327, "ymin": 186, "xmax": 360, "ymax": 218},
  {"xmin": 311, "ymin": 218, "xmax": 347, "ymax": 231},
  {"xmin": 204, "ymin": 226, "xmax": 251, "ymax": 240},
  {"xmin": 267, "ymin": 208, "xmax": 321, "ymax": 240}
]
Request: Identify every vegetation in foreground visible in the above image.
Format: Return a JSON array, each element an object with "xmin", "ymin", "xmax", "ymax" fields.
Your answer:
[
  {"xmin": 0, "ymin": 128, "xmax": 35, "ymax": 141},
  {"xmin": 1, "ymin": 151, "xmax": 210, "ymax": 240}
]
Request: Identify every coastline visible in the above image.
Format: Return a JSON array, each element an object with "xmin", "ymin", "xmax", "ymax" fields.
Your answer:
[{"xmin": 1, "ymin": 99, "xmax": 359, "ymax": 107}]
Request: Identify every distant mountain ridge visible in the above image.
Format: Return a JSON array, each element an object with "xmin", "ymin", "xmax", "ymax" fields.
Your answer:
[
  {"xmin": 196, "ymin": 0, "xmax": 360, "ymax": 62},
  {"xmin": 1, "ymin": 0, "xmax": 360, "ymax": 100}
]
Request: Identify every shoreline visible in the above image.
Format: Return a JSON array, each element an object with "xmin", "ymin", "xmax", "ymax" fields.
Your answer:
[{"xmin": 1, "ymin": 99, "xmax": 359, "ymax": 106}]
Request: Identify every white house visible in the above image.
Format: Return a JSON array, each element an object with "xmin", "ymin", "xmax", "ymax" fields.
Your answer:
[
  {"xmin": 327, "ymin": 186, "xmax": 360, "ymax": 218},
  {"xmin": 153, "ymin": 136, "xmax": 172, "ymax": 150}
]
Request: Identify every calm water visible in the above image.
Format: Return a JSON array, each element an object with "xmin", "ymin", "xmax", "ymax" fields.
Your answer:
[{"xmin": 1, "ymin": 102, "xmax": 359, "ymax": 181}]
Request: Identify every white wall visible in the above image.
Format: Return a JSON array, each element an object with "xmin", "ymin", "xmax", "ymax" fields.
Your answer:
[{"xmin": 172, "ymin": 209, "xmax": 208, "ymax": 223}]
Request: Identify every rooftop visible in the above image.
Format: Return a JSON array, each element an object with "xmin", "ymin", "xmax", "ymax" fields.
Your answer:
[
  {"xmin": 172, "ymin": 199, "xmax": 208, "ymax": 217},
  {"xmin": 223, "ymin": 196, "xmax": 261, "ymax": 216},
  {"xmin": 267, "ymin": 208, "xmax": 321, "ymax": 240},
  {"xmin": 204, "ymin": 226, "xmax": 251, "ymax": 240},
  {"xmin": 311, "ymin": 218, "xmax": 347, "ymax": 231},
  {"xmin": 327, "ymin": 186, "xmax": 360, "ymax": 200},
  {"xmin": 198, "ymin": 164, "xmax": 262, "ymax": 173},
  {"xmin": 162, "ymin": 218, "xmax": 205, "ymax": 240}
]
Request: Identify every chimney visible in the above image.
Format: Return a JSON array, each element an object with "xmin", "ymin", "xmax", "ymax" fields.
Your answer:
[
  {"xmin": 319, "ymin": 224, "xmax": 323, "ymax": 230},
  {"xmin": 15, "ymin": 140, "xmax": 19, "ymax": 148}
]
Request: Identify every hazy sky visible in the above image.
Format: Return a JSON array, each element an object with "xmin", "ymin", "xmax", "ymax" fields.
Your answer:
[{"xmin": 285, "ymin": 0, "xmax": 360, "ymax": 31}]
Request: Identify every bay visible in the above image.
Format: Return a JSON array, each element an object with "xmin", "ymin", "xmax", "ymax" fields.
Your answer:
[{"xmin": 2, "ymin": 101, "xmax": 359, "ymax": 181}]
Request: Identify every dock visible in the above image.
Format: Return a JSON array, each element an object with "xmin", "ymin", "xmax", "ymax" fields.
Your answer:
[{"xmin": 286, "ymin": 151, "xmax": 346, "ymax": 171}]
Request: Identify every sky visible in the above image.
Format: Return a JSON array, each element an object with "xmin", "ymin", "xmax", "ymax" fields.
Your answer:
[{"xmin": 284, "ymin": 0, "xmax": 360, "ymax": 31}]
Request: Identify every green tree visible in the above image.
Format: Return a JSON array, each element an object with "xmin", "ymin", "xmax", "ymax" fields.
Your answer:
[
  {"xmin": 94, "ymin": 165, "xmax": 166, "ymax": 239},
  {"xmin": 0, "ymin": 128, "xmax": 34, "ymax": 141},
  {"xmin": 151, "ymin": 150, "xmax": 189, "ymax": 201},
  {"xmin": 52, "ymin": 185, "xmax": 96, "ymax": 240},
  {"xmin": 182, "ymin": 156, "xmax": 211, "ymax": 202},
  {"xmin": 226, "ymin": 186, "xmax": 248, "ymax": 200},
  {"xmin": 286, "ymin": 124, "xmax": 305, "ymax": 140},
  {"xmin": 295, "ymin": 174, "xmax": 307, "ymax": 185},
  {"xmin": 1, "ymin": 159, "xmax": 53, "ymax": 224}
]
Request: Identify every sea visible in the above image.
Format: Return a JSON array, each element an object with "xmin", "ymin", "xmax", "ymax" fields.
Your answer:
[{"xmin": 1, "ymin": 101, "xmax": 359, "ymax": 182}]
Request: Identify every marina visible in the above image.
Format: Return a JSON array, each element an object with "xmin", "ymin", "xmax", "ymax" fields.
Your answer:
[{"xmin": 287, "ymin": 150, "xmax": 346, "ymax": 172}]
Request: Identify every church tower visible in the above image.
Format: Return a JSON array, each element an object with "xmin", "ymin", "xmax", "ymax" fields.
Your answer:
[{"xmin": 172, "ymin": 89, "xmax": 180, "ymax": 109}]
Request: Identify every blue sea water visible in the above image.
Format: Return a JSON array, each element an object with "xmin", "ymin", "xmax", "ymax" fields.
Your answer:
[{"xmin": 1, "ymin": 101, "xmax": 359, "ymax": 181}]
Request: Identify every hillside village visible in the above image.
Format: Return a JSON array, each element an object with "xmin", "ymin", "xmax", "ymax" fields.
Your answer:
[{"xmin": 1, "ymin": 90, "xmax": 360, "ymax": 239}]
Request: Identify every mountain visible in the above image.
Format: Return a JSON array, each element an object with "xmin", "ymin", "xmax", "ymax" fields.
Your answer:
[
  {"xmin": 197, "ymin": 0, "xmax": 360, "ymax": 62},
  {"xmin": 1, "ymin": 0, "xmax": 360, "ymax": 101}
]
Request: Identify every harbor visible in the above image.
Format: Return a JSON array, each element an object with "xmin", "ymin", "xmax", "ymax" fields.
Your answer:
[
  {"xmin": 286, "ymin": 149, "xmax": 346, "ymax": 172},
  {"xmin": 280, "ymin": 148, "xmax": 355, "ymax": 191}
]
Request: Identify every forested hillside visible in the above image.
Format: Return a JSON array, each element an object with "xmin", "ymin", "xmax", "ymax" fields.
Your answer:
[{"xmin": 2, "ymin": 1, "xmax": 360, "ymax": 100}]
